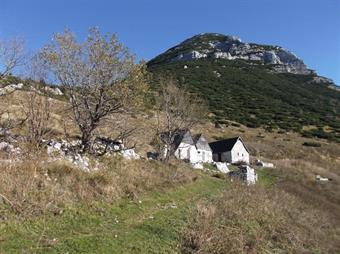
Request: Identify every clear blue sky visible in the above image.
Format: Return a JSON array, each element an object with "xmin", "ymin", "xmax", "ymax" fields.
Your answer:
[{"xmin": 1, "ymin": 0, "xmax": 339, "ymax": 84}]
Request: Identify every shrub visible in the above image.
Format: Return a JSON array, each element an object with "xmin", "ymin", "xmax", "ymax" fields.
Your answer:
[{"xmin": 303, "ymin": 141, "xmax": 321, "ymax": 147}]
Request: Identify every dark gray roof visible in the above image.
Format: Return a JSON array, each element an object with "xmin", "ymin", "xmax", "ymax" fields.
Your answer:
[
  {"xmin": 209, "ymin": 136, "xmax": 249, "ymax": 153},
  {"xmin": 160, "ymin": 129, "xmax": 193, "ymax": 150}
]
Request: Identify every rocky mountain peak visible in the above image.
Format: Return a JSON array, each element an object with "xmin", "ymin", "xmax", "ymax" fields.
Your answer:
[{"xmin": 149, "ymin": 33, "xmax": 314, "ymax": 75}]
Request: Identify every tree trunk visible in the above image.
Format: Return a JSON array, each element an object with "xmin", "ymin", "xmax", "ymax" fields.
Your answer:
[{"xmin": 81, "ymin": 131, "xmax": 93, "ymax": 153}]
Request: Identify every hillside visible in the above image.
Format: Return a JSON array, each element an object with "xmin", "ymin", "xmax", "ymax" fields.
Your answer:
[
  {"xmin": 1, "ymin": 85, "xmax": 340, "ymax": 253},
  {"xmin": 148, "ymin": 33, "xmax": 340, "ymax": 142}
]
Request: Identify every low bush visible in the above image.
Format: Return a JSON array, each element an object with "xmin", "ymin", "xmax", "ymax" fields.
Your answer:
[{"xmin": 303, "ymin": 141, "xmax": 321, "ymax": 147}]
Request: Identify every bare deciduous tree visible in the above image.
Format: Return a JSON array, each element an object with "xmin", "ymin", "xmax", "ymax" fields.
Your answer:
[
  {"xmin": 0, "ymin": 97, "xmax": 25, "ymax": 141},
  {"xmin": 38, "ymin": 28, "xmax": 148, "ymax": 152},
  {"xmin": 155, "ymin": 79, "xmax": 207, "ymax": 160},
  {"xmin": 22, "ymin": 92, "xmax": 52, "ymax": 147},
  {"xmin": 0, "ymin": 37, "xmax": 25, "ymax": 80}
]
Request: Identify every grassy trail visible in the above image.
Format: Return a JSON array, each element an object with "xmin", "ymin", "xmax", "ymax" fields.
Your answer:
[{"xmin": 0, "ymin": 175, "xmax": 228, "ymax": 254}]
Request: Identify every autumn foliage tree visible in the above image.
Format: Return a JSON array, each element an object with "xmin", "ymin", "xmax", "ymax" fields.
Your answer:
[{"xmin": 39, "ymin": 28, "xmax": 148, "ymax": 152}]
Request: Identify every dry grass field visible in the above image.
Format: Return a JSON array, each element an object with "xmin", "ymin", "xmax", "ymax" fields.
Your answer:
[{"xmin": 1, "ymin": 90, "xmax": 340, "ymax": 253}]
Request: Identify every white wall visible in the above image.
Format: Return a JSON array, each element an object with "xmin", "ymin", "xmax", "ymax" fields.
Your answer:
[
  {"xmin": 231, "ymin": 139, "xmax": 249, "ymax": 164},
  {"xmin": 197, "ymin": 149, "xmax": 213, "ymax": 163},
  {"xmin": 175, "ymin": 142, "xmax": 199, "ymax": 163}
]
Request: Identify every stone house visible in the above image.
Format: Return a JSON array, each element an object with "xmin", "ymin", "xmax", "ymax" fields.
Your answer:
[{"xmin": 209, "ymin": 136, "xmax": 250, "ymax": 164}]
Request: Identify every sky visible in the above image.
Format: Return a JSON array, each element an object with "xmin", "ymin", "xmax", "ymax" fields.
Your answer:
[{"xmin": 0, "ymin": 0, "xmax": 339, "ymax": 84}]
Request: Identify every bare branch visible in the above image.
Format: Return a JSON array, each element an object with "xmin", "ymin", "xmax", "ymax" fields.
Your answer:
[
  {"xmin": 155, "ymin": 78, "xmax": 208, "ymax": 160},
  {"xmin": 0, "ymin": 37, "xmax": 25, "ymax": 80}
]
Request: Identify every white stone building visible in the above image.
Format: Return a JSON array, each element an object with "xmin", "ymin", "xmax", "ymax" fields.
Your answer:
[
  {"xmin": 174, "ymin": 131, "xmax": 199, "ymax": 163},
  {"xmin": 209, "ymin": 136, "xmax": 250, "ymax": 164},
  {"xmin": 161, "ymin": 130, "xmax": 212, "ymax": 164},
  {"xmin": 192, "ymin": 134, "xmax": 213, "ymax": 163}
]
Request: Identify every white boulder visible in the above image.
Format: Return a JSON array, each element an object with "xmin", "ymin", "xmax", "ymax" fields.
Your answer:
[
  {"xmin": 255, "ymin": 159, "xmax": 274, "ymax": 168},
  {"xmin": 215, "ymin": 162, "xmax": 229, "ymax": 173},
  {"xmin": 315, "ymin": 175, "xmax": 332, "ymax": 182},
  {"xmin": 191, "ymin": 162, "xmax": 203, "ymax": 169},
  {"xmin": 44, "ymin": 86, "xmax": 63, "ymax": 96},
  {"xmin": 120, "ymin": 149, "xmax": 140, "ymax": 160}
]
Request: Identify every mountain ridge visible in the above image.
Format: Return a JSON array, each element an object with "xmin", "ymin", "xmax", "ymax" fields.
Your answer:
[
  {"xmin": 149, "ymin": 33, "xmax": 324, "ymax": 77},
  {"xmin": 147, "ymin": 33, "xmax": 340, "ymax": 141}
]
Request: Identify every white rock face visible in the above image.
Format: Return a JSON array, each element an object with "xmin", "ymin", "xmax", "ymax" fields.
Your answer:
[
  {"xmin": 158, "ymin": 33, "xmax": 313, "ymax": 75},
  {"xmin": 175, "ymin": 50, "xmax": 207, "ymax": 61},
  {"xmin": 263, "ymin": 51, "xmax": 282, "ymax": 64},
  {"xmin": 214, "ymin": 52, "xmax": 232, "ymax": 59}
]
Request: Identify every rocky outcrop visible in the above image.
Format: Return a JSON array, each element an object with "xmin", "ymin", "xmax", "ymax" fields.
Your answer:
[
  {"xmin": 0, "ymin": 133, "xmax": 140, "ymax": 172},
  {"xmin": 0, "ymin": 83, "xmax": 64, "ymax": 96},
  {"xmin": 46, "ymin": 138, "xmax": 140, "ymax": 171},
  {"xmin": 149, "ymin": 33, "xmax": 314, "ymax": 75},
  {"xmin": 0, "ymin": 83, "xmax": 24, "ymax": 96}
]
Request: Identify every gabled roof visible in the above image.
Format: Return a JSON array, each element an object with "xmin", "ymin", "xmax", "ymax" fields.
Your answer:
[
  {"xmin": 160, "ymin": 129, "xmax": 194, "ymax": 151},
  {"xmin": 192, "ymin": 134, "xmax": 202, "ymax": 144},
  {"xmin": 192, "ymin": 134, "xmax": 212, "ymax": 152},
  {"xmin": 209, "ymin": 136, "xmax": 249, "ymax": 153}
]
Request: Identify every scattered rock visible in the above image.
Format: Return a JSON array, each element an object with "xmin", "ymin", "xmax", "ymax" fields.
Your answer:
[
  {"xmin": 255, "ymin": 159, "xmax": 274, "ymax": 168},
  {"xmin": 147, "ymin": 152, "xmax": 159, "ymax": 160},
  {"xmin": 229, "ymin": 165, "xmax": 257, "ymax": 185},
  {"xmin": 170, "ymin": 204, "xmax": 177, "ymax": 209},
  {"xmin": 93, "ymin": 137, "xmax": 124, "ymax": 154},
  {"xmin": 191, "ymin": 162, "xmax": 203, "ymax": 169},
  {"xmin": 0, "ymin": 83, "xmax": 24, "ymax": 96},
  {"xmin": 44, "ymin": 86, "xmax": 63, "ymax": 96},
  {"xmin": 45, "ymin": 137, "xmax": 140, "ymax": 170},
  {"xmin": 0, "ymin": 141, "xmax": 21, "ymax": 155},
  {"xmin": 120, "ymin": 148, "xmax": 140, "ymax": 160},
  {"xmin": 46, "ymin": 140, "xmax": 91, "ymax": 171},
  {"xmin": 315, "ymin": 175, "xmax": 332, "ymax": 182},
  {"xmin": 214, "ymin": 162, "xmax": 229, "ymax": 173}
]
